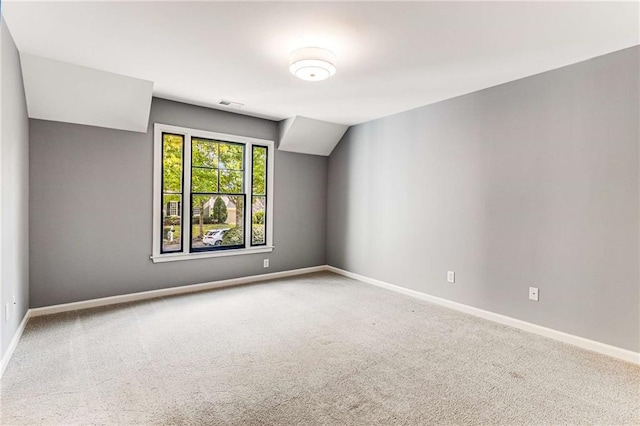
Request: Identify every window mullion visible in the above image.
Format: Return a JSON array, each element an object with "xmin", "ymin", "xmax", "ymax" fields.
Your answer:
[{"xmin": 183, "ymin": 133, "xmax": 192, "ymax": 253}]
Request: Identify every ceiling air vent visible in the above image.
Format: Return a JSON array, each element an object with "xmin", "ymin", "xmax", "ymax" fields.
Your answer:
[{"xmin": 218, "ymin": 99, "xmax": 244, "ymax": 109}]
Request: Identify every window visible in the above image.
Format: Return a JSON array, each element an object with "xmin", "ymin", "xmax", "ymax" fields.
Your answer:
[
  {"xmin": 251, "ymin": 146, "xmax": 267, "ymax": 246},
  {"xmin": 152, "ymin": 124, "xmax": 274, "ymax": 262}
]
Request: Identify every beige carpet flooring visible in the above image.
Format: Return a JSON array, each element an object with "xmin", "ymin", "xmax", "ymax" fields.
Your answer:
[{"xmin": 1, "ymin": 272, "xmax": 639, "ymax": 425}]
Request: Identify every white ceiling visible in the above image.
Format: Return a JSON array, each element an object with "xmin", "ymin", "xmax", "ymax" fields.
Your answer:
[{"xmin": 3, "ymin": 1, "xmax": 639, "ymax": 126}]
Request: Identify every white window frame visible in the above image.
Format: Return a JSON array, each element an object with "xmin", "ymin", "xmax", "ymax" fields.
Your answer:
[{"xmin": 151, "ymin": 123, "xmax": 274, "ymax": 263}]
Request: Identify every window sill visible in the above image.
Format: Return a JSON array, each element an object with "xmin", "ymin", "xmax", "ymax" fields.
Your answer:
[{"xmin": 151, "ymin": 246, "xmax": 274, "ymax": 263}]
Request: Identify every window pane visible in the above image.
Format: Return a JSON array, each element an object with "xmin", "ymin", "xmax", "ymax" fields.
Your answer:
[
  {"xmin": 162, "ymin": 134, "xmax": 183, "ymax": 193},
  {"xmin": 162, "ymin": 194, "xmax": 182, "ymax": 253},
  {"xmin": 191, "ymin": 195, "xmax": 245, "ymax": 250},
  {"xmin": 220, "ymin": 170, "xmax": 243, "ymax": 193},
  {"xmin": 192, "ymin": 138, "xmax": 218, "ymax": 168},
  {"xmin": 162, "ymin": 133, "xmax": 183, "ymax": 254},
  {"xmin": 218, "ymin": 143, "xmax": 244, "ymax": 171},
  {"xmin": 191, "ymin": 167, "xmax": 218, "ymax": 193},
  {"xmin": 252, "ymin": 146, "xmax": 267, "ymax": 196},
  {"xmin": 251, "ymin": 196, "xmax": 266, "ymax": 246}
]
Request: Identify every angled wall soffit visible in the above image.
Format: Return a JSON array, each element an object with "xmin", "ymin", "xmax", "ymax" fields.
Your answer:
[
  {"xmin": 278, "ymin": 116, "xmax": 349, "ymax": 157},
  {"xmin": 20, "ymin": 53, "xmax": 153, "ymax": 133}
]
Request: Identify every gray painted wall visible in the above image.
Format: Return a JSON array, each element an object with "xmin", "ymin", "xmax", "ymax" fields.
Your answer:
[
  {"xmin": 0, "ymin": 20, "xmax": 30, "ymax": 358},
  {"xmin": 29, "ymin": 98, "xmax": 327, "ymax": 307},
  {"xmin": 327, "ymin": 47, "xmax": 640, "ymax": 352}
]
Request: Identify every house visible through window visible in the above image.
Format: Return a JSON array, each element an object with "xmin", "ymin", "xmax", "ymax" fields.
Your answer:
[
  {"xmin": 168, "ymin": 201, "xmax": 180, "ymax": 216},
  {"xmin": 154, "ymin": 124, "xmax": 273, "ymax": 261}
]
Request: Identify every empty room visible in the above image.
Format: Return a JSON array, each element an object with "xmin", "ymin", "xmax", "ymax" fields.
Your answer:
[{"xmin": 0, "ymin": 1, "xmax": 638, "ymax": 424}]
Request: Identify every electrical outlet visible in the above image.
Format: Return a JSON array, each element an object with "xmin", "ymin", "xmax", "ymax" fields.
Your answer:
[
  {"xmin": 4, "ymin": 303, "xmax": 9, "ymax": 322},
  {"xmin": 529, "ymin": 287, "xmax": 539, "ymax": 302},
  {"xmin": 263, "ymin": 259, "xmax": 269, "ymax": 268},
  {"xmin": 447, "ymin": 271, "xmax": 455, "ymax": 283}
]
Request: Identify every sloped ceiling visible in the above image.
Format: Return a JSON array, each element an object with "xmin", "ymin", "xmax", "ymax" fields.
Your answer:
[
  {"xmin": 20, "ymin": 54, "xmax": 153, "ymax": 133},
  {"xmin": 279, "ymin": 116, "xmax": 348, "ymax": 156},
  {"xmin": 3, "ymin": 1, "xmax": 638, "ymax": 151}
]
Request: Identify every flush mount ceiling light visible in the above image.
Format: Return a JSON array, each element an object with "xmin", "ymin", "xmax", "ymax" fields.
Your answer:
[{"xmin": 289, "ymin": 47, "xmax": 337, "ymax": 82}]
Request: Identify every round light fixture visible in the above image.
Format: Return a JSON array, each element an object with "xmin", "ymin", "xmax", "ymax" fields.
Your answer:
[{"xmin": 289, "ymin": 47, "xmax": 337, "ymax": 82}]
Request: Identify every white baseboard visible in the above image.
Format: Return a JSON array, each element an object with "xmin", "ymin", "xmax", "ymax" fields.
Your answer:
[
  {"xmin": 326, "ymin": 265, "xmax": 640, "ymax": 365},
  {"xmin": 2, "ymin": 263, "xmax": 637, "ymax": 381},
  {"xmin": 1, "ymin": 265, "xmax": 325, "ymax": 379},
  {"xmin": 30, "ymin": 265, "xmax": 326, "ymax": 317},
  {"xmin": 0, "ymin": 310, "xmax": 30, "ymax": 379}
]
